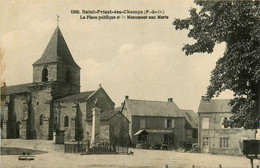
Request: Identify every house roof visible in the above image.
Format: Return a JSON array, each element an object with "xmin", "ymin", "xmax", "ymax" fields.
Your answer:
[
  {"xmin": 125, "ymin": 99, "xmax": 185, "ymax": 117},
  {"xmin": 198, "ymin": 99, "xmax": 232, "ymax": 113},
  {"xmin": 54, "ymin": 91, "xmax": 95, "ymax": 102},
  {"xmin": 181, "ymin": 109, "xmax": 199, "ymax": 129},
  {"xmin": 1, "ymin": 83, "xmax": 31, "ymax": 95},
  {"xmin": 86, "ymin": 107, "xmax": 124, "ymax": 121},
  {"xmin": 33, "ymin": 26, "xmax": 80, "ymax": 68}
]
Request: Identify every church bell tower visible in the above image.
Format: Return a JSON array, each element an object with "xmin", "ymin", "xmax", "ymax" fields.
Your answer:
[{"xmin": 32, "ymin": 26, "xmax": 81, "ymax": 97}]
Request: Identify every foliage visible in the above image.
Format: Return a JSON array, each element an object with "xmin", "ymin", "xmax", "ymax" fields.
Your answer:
[{"xmin": 173, "ymin": 1, "xmax": 260, "ymax": 129}]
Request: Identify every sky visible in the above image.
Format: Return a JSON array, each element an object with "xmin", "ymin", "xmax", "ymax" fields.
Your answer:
[{"xmin": 0, "ymin": 0, "xmax": 233, "ymax": 112}]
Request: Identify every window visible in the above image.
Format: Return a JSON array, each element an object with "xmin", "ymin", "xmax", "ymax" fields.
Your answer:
[
  {"xmin": 202, "ymin": 118, "xmax": 209, "ymax": 129},
  {"xmin": 42, "ymin": 68, "xmax": 48, "ymax": 82},
  {"xmin": 220, "ymin": 137, "xmax": 229, "ymax": 148},
  {"xmin": 165, "ymin": 119, "xmax": 174, "ymax": 128},
  {"xmin": 40, "ymin": 115, "xmax": 44, "ymax": 125},
  {"xmin": 203, "ymin": 137, "xmax": 209, "ymax": 147},
  {"xmin": 64, "ymin": 116, "xmax": 69, "ymax": 127},
  {"xmin": 140, "ymin": 119, "xmax": 145, "ymax": 129}
]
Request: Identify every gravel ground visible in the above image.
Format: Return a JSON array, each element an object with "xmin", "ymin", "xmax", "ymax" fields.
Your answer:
[{"xmin": 1, "ymin": 139, "xmax": 259, "ymax": 168}]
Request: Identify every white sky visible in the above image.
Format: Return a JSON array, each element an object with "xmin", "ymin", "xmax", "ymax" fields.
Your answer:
[{"xmin": 0, "ymin": 0, "xmax": 233, "ymax": 112}]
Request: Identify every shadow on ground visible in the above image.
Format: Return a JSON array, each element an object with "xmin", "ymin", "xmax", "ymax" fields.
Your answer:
[{"xmin": 1, "ymin": 147, "xmax": 48, "ymax": 155}]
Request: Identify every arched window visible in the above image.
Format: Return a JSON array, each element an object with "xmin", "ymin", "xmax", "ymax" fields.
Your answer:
[
  {"xmin": 64, "ymin": 116, "xmax": 69, "ymax": 127},
  {"xmin": 40, "ymin": 115, "xmax": 44, "ymax": 125},
  {"xmin": 42, "ymin": 68, "xmax": 48, "ymax": 82}
]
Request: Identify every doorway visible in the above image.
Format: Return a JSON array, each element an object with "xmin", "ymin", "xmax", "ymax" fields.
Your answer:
[
  {"xmin": 202, "ymin": 137, "xmax": 209, "ymax": 153},
  {"xmin": 164, "ymin": 134, "xmax": 175, "ymax": 149}
]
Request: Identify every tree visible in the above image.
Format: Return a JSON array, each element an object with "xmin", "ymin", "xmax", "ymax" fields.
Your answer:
[{"xmin": 173, "ymin": 1, "xmax": 260, "ymax": 129}]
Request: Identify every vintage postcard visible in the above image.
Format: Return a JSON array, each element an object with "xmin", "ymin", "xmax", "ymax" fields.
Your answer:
[{"xmin": 1, "ymin": 0, "xmax": 259, "ymax": 167}]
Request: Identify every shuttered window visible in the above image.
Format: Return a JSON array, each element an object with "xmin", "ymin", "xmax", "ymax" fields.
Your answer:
[
  {"xmin": 165, "ymin": 119, "xmax": 174, "ymax": 128},
  {"xmin": 202, "ymin": 118, "xmax": 209, "ymax": 129}
]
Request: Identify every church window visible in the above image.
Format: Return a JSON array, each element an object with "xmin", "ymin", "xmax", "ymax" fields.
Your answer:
[
  {"xmin": 42, "ymin": 68, "xmax": 48, "ymax": 82},
  {"xmin": 64, "ymin": 116, "xmax": 69, "ymax": 127},
  {"xmin": 40, "ymin": 115, "xmax": 44, "ymax": 125}
]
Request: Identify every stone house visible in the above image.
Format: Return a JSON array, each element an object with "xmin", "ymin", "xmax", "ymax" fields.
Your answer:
[
  {"xmin": 121, "ymin": 96, "xmax": 198, "ymax": 148},
  {"xmin": 85, "ymin": 107, "xmax": 130, "ymax": 145},
  {"xmin": 181, "ymin": 109, "xmax": 199, "ymax": 145},
  {"xmin": 198, "ymin": 97, "xmax": 256, "ymax": 155},
  {"xmin": 0, "ymin": 26, "xmax": 129, "ymax": 144}
]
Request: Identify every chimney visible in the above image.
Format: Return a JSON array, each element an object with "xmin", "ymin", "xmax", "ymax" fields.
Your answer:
[
  {"xmin": 125, "ymin": 95, "xmax": 129, "ymax": 100},
  {"xmin": 168, "ymin": 98, "xmax": 173, "ymax": 102},
  {"xmin": 201, "ymin": 96, "xmax": 210, "ymax": 102}
]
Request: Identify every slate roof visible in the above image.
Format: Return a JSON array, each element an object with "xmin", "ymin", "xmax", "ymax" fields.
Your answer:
[
  {"xmin": 198, "ymin": 99, "xmax": 232, "ymax": 113},
  {"xmin": 33, "ymin": 26, "xmax": 80, "ymax": 68},
  {"xmin": 55, "ymin": 91, "xmax": 95, "ymax": 102},
  {"xmin": 0, "ymin": 83, "xmax": 31, "ymax": 95},
  {"xmin": 181, "ymin": 109, "xmax": 199, "ymax": 129},
  {"xmin": 86, "ymin": 107, "xmax": 124, "ymax": 121},
  {"xmin": 125, "ymin": 99, "xmax": 185, "ymax": 117}
]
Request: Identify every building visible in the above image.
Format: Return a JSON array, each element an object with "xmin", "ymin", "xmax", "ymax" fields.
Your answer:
[
  {"xmin": 85, "ymin": 107, "xmax": 130, "ymax": 145},
  {"xmin": 181, "ymin": 109, "xmax": 199, "ymax": 145},
  {"xmin": 121, "ymin": 96, "xmax": 198, "ymax": 148},
  {"xmin": 0, "ymin": 26, "xmax": 129, "ymax": 144},
  {"xmin": 198, "ymin": 97, "xmax": 256, "ymax": 155}
]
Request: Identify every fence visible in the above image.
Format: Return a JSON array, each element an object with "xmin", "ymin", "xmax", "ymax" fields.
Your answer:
[{"xmin": 64, "ymin": 142, "xmax": 129, "ymax": 155}]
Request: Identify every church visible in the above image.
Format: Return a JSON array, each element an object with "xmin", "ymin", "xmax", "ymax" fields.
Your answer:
[{"xmin": 0, "ymin": 26, "xmax": 129, "ymax": 143}]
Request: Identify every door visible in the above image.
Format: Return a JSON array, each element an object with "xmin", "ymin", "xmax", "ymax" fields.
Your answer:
[
  {"xmin": 202, "ymin": 137, "xmax": 209, "ymax": 153},
  {"xmin": 164, "ymin": 134, "xmax": 175, "ymax": 149}
]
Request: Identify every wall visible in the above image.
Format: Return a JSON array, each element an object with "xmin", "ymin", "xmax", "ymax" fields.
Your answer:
[
  {"xmin": 53, "ymin": 101, "xmax": 86, "ymax": 141},
  {"xmin": 33, "ymin": 63, "xmax": 80, "ymax": 98},
  {"xmin": 86, "ymin": 88, "xmax": 114, "ymax": 118},
  {"xmin": 28, "ymin": 84, "xmax": 52, "ymax": 140},
  {"xmin": 199, "ymin": 112, "xmax": 256, "ymax": 155},
  {"xmin": 131, "ymin": 116, "xmax": 185, "ymax": 145},
  {"xmin": 85, "ymin": 120, "xmax": 110, "ymax": 142},
  {"xmin": 109, "ymin": 113, "xmax": 130, "ymax": 145}
]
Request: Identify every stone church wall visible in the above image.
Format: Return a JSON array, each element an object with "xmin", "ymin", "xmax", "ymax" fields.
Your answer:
[
  {"xmin": 86, "ymin": 89, "xmax": 115, "ymax": 118},
  {"xmin": 56, "ymin": 101, "xmax": 86, "ymax": 141},
  {"xmin": 29, "ymin": 84, "xmax": 52, "ymax": 139}
]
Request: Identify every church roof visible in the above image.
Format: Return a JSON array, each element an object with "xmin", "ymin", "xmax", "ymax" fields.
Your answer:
[
  {"xmin": 1, "ymin": 83, "xmax": 31, "ymax": 95},
  {"xmin": 33, "ymin": 26, "xmax": 80, "ymax": 68},
  {"xmin": 55, "ymin": 91, "xmax": 95, "ymax": 102}
]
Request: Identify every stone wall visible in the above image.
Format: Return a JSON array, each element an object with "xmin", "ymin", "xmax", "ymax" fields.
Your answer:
[
  {"xmin": 28, "ymin": 84, "xmax": 52, "ymax": 140},
  {"xmin": 53, "ymin": 101, "xmax": 87, "ymax": 141},
  {"xmin": 33, "ymin": 63, "xmax": 80, "ymax": 87},
  {"xmin": 86, "ymin": 88, "xmax": 114, "ymax": 118},
  {"xmin": 199, "ymin": 112, "xmax": 256, "ymax": 155},
  {"xmin": 85, "ymin": 120, "xmax": 110, "ymax": 142},
  {"xmin": 109, "ymin": 113, "xmax": 129, "ymax": 145}
]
